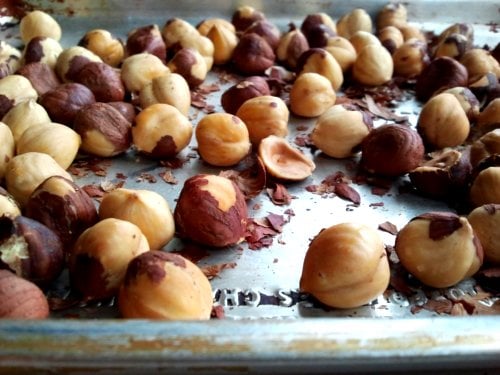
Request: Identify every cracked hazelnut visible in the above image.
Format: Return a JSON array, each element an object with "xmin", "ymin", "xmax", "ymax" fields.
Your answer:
[
  {"xmin": 139, "ymin": 73, "xmax": 191, "ymax": 115},
  {"xmin": 79, "ymin": 29, "xmax": 124, "ymax": 67},
  {"xmin": 244, "ymin": 20, "xmax": 281, "ymax": 51},
  {"xmin": 0, "ymin": 74, "xmax": 38, "ymax": 118},
  {"xmin": 300, "ymin": 222, "xmax": 390, "ymax": 309},
  {"xmin": 460, "ymin": 49, "xmax": 500, "ymax": 84},
  {"xmin": 221, "ymin": 76, "xmax": 270, "ymax": 115},
  {"xmin": 312, "ymin": 104, "xmax": 372, "ymax": 158},
  {"xmin": 352, "ymin": 43, "xmax": 393, "ymax": 86},
  {"xmin": 289, "ymin": 72, "xmax": 336, "ymax": 118},
  {"xmin": 232, "ymin": 33, "xmax": 275, "ymax": 75},
  {"xmin": 174, "ymin": 174, "xmax": 248, "ymax": 247},
  {"xmin": 69, "ymin": 218, "xmax": 150, "ymax": 300},
  {"xmin": 393, "ymin": 39, "xmax": 429, "ymax": 78},
  {"xmin": 126, "ymin": 24, "xmax": 166, "ymax": 62},
  {"xmin": 206, "ymin": 22, "xmax": 238, "ymax": 66},
  {"xmin": 469, "ymin": 157, "xmax": 500, "ymax": 207},
  {"xmin": 360, "ymin": 124, "xmax": 424, "ymax": 177},
  {"xmin": 259, "ymin": 135, "xmax": 315, "ymax": 181},
  {"xmin": 349, "ymin": 30, "xmax": 381, "ymax": 54},
  {"xmin": 377, "ymin": 26, "xmax": 404, "ymax": 54},
  {"xmin": 296, "ymin": 48, "xmax": 344, "ymax": 91},
  {"xmin": 231, "ymin": 6, "xmax": 266, "ymax": 32},
  {"xmin": 0, "ymin": 187, "xmax": 20, "ymax": 218},
  {"xmin": 16, "ymin": 62, "xmax": 61, "ymax": 96},
  {"xmin": 476, "ymin": 98, "xmax": 500, "ymax": 134},
  {"xmin": 1, "ymin": 99, "xmax": 51, "ymax": 142},
  {"xmin": 470, "ymin": 129, "xmax": 500, "ymax": 167},
  {"xmin": 0, "ymin": 41, "xmax": 21, "ymax": 79},
  {"xmin": 324, "ymin": 36, "xmax": 357, "ymax": 72},
  {"xmin": 99, "ymin": 188, "xmax": 175, "ymax": 250},
  {"xmin": 468, "ymin": 204, "xmax": 500, "ymax": 264},
  {"xmin": 118, "ymin": 251, "xmax": 213, "ymax": 320},
  {"xmin": 300, "ymin": 13, "xmax": 337, "ymax": 48},
  {"xmin": 376, "ymin": 3, "xmax": 407, "ymax": 29},
  {"xmin": 195, "ymin": 113, "xmax": 251, "ymax": 167},
  {"xmin": 336, "ymin": 8, "xmax": 372, "ymax": 40},
  {"xmin": 440, "ymin": 86, "xmax": 480, "ymax": 122},
  {"xmin": 55, "ymin": 46, "xmax": 102, "ymax": 82},
  {"xmin": 132, "ymin": 103, "xmax": 192, "ymax": 158},
  {"xmin": 276, "ymin": 24, "xmax": 309, "ymax": 70},
  {"xmin": 19, "ymin": 10, "xmax": 61, "ymax": 43},
  {"xmin": 395, "ymin": 212, "xmax": 483, "ymax": 288},
  {"xmin": 121, "ymin": 52, "xmax": 169, "ymax": 93},
  {"xmin": 72, "ymin": 61, "xmax": 126, "ymax": 102},
  {"xmin": 0, "ymin": 122, "xmax": 14, "ymax": 181},
  {"xmin": 22, "ymin": 36, "xmax": 62, "ymax": 69},
  {"xmin": 167, "ymin": 47, "xmax": 208, "ymax": 87},
  {"xmin": 417, "ymin": 92, "xmax": 470, "ymax": 149}
]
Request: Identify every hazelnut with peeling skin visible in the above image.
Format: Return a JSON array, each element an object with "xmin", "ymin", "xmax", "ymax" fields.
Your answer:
[
  {"xmin": 352, "ymin": 43, "xmax": 393, "ymax": 86},
  {"xmin": 460, "ymin": 48, "xmax": 500, "ymax": 84},
  {"xmin": 392, "ymin": 39, "xmax": 429, "ymax": 78},
  {"xmin": 360, "ymin": 124, "xmax": 425, "ymax": 177},
  {"xmin": 276, "ymin": 24, "xmax": 309, "ymax": 70},
  {"xmin": 118, "ymin": 251, "xmax": 213, "ymax": 320},
  {"xmin": 19, "ymin": 10, "xmax": 61, "ymax": 43},
  {"xmin": 167, "ymin": 48, "xmax": 208, "ymax": 88},
  {"xmin": 395, "ymin": 212, "xmax": 483, "ymax": 288},
  {"xmin": 69, "ymin": 218, "xmax": 150, "ymax": 300},
  {"xmin": 0, "ymin": 187, "xmax": 20, "ymax": 218},
  {"xmin": 55, "ymin": 46, "xmax": 102, "ymax": 82},
  {"xmin": 120, "ymin": 53, "xmax": 170, "ymax": 93},
  {"xmin": 376, "ymin": 2, "xmax": 408, "ymax": 30},
  {"xmin": 16, "ymin": 62, "xmax": 61, "ymax": 96},
  {"xmin": 469, "ymin": 73, "xmax": 500, "ymax": 109},
  {"xmin": 125, "ymin": 24, "xmax": 166, "ymax": 62},
  {"xmin": 0, "ymin": 74, "xmax": 38, "ymax": 118},
  {"xmin": 139, "ymin": 73, "xmax": 191, "ymax": 116},
  {"xmin": 289, "ymin": 72, "xmax": 336, "ymax": 118},
  {"xmin": 440, "ymin": 87, "xmax": 480, "ymax": 122},
  {"xmin": 324, "ymin": 36, "xmax": 357, "ymax": 72},
  {"xmin": 436, "ymin": 23, "xmax": 474, "ymax": 49},
  {"xmin": 99, "ymin": 188, "xmax": 175, "ymax": 250},
  {"xmin": 174, "ymin": 174, "xmax": 248, "ymax": 248},
  {"xmin": 0, "ymin": 41, "xmax": 21, "ymax": 79},
  {"xmin": 244, "ymin": 20, "xmax": 281, "ymax": 51},
  {"xmin": 78, "ymin": 29, "xmax": 124, "ymax": 67},
  {"xmin": 377, "ymin": 26, "xmax": 404, "ymax": 54},
  {"xmin": 476, "ymin": 98, "xmax": 500, "ymax": 134},
  {"xmin": 221, "ymin": 76, "xmax": 270, "ymax": 115},
  {"xmin": 300, "ymin": 13, "xmax": 337, "ymax": 48},
  {"xmin": 300, "ymin": 222, "xmax": 390, "ymax": 309},
  {"xmin": 231, "ymin": 6, "xmax": 266, "ymax": 33},
  {"xmin": 108, "ymin": 101, "xmax": 136, "ymax": 123},
  {"xmin": 232, "ymin": 33, "xmax": 275, "ymax": 76},
  {"xmin": 0, "ymin": 122, "xmax": 14, "ymax": 181},
  {"xmin": 1, "ymin": 99, "xmax": 51, "ymax": 143},
  {"xmin": 336, "ymin": 8, "xmax": 373, "ymax": 40},
  {"xmin": 296, "ymin": 48, "xmax": 344, "ymax": 91},
  {"xmin": 195, "ymin": 113, "xmax": 251, "ymax": 167},
  {"xmin": 470, "ymin": 129, "xmax": 500, "ymax": 168},
  {"xmin": 132, "ymin": 103, "xmax": 193, "ymax": 159},
  {"xmin": 469, "ymin": 156, "xmax": 500, "ymax": 207},
  {"xmin": 434, "ymin": 33, "xmax": 469, "ymax": 60},
  {"xmin": 72, "ymin": 61, "xmax": 126, "ymax": 103},
  {"xmin": 22, "ymin": 36, "xmax": 62, "ymax": 69},
  {"xmin": 206, "ymin": 23, "xmax": 238, "ymax": 66},
  {"xmin": 468, "ymin": 204, "xmax": 500, "ymax": 264}
]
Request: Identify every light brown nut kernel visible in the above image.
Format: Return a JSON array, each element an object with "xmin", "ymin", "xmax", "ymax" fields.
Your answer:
[
  {"xmin": 167, "ymin": 47, "xmax": 208, "ymax": 87},
  {"xmin": 289, "ymin": 72, "xmax": 336, "ymax": 118},
  {"xmin": 392, "ymin": 39, "xmax": 429, "ymax": 78},
  {"xmin": 470, "ymin": 166, "xmax": 500, "ymax": 207},
  {"xmin": 377, "ymin": 26, "xmax": 404, "ymax": 54},
  {"xmin": 0, "ymin": 74, "xmax": 38, "ymax": 118},
  {"xmin": 476, "ymin": 98, "xmax": 500, "ymax": 134},
  {"xmin": 349, "ymin": 30, "xmax": 381, "ymax": 54},
  {"xmin": 398, "ymin": 24, "xmax": 426, "ymax": 42},
  {"xmin": 139, "ymin": 73, "xmax": 191, "ymax": 115},
  {"xmin": 376, "ymin": 3, "xmax": 408, "ymax": 30},
  {"xmin": 440, "ymin": 86, "xmax": 480, "ymax": 122},
  {"xmin": 352, "ymin": 43, "xmax": 393, "ymax": 86},
  {"xmin": 207, "ymin": 23, "xmax": 238, "ymax": 66},
  {"xmin": 1, "ymin": 99, "xmax": 51, "ymax": 143},
  {"xmin": 460, "ymin": 48, "xmax": 500, "ymax": 84},
  {"xmin": 296, "ymin": 48, "xmax": 344, "ymax": 91},
  {"xmin": 78, "ymin": 29, "xmax": 125, "ymax": 67},
  {"xmin": 0, "ymin": 122, "xmax": 14, "ymax": 180},
  {"xmin": 323, "ymin": 36, "xmax": 357, "ymax": 72},
  {"xmin": 197, "ymin": 18, "xmax": 236, "ymax": 36},
  {"xmin": 470, "ymin": 129, "xmax": 500, "ymax": 168},
  {"xmin": 0, "ymin": 41, "xmax": 21, "ymax": 79},
  {"xmin": 336, "ymin": 8, "xmax": 373, "ymax": 40},
  {"xmin": 121, "ymin": 53, "xmax": 170, "ymax": 93},
  {"xmin": 22, "ymin": 36, "xmax": 63, "ymax": 69},
  {"xmin": 276, "ymin": 24, "xmax": 309, "ymax": 70},
  {"xmin": 19, "ymin": 10, "xmax": 61, "ymax": 43},
  {"xmin": 468, "ymin": 204, "xmax": 500, "ymax": 264}
]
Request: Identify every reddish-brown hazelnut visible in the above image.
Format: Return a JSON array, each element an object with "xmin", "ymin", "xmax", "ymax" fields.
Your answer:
[
  {"xmin": 55, "ymin": 46, "xmax": 102, "ymax": 82},
  {"xmin": 296, "ymin": 47, "xmax": 344, "ymax": 90},
  {"xmin": 16, "ymin": 62, "xmax": 61, "ymax": 96},
  {"xmin": 276, "ymin": 24, "xmax": 309, "ymax": 69},
  {"xmin": 126, "ymin": 24, "xmax": 166, "ymax": 62},
  {"xmin": 300, "ymin": 13, "xmax": 337, "ymax": 48},
  {"xmin": 231, "ymin": 6, "xmax": 266, "ymax": 32},
  {"xmin": 167, "ymin": 47, "xmax": 208, "ymax": 87},
  {"xmin": 244, "ymin": 20, "xmax": 281, "ymax": 51},
  {"xmin": 72, "ymin": 61, "xmax": 126, "ymax": 102},
  {"xmin": 232, "ymin": 33, "xmax": 275, "ymax": 75},
  {"xmin": 221, "ymin": 76, "xmax": 270, "ymax": 115},
  {"xmin": 107, "ymin": 101, "xmax": 136, "ymax": 123}
]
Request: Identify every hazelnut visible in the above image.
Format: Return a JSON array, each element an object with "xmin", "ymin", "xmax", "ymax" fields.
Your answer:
[
  {"xmin": 300, "ymin": 13, "xmax": 337, "ymax": 48},
  {"xmin": 231, "ymin": 6, "xmax": 266, "ymax": 32},
  {"xmin": 25, "ymin": 176, "xmax": 98, "ymax": 250},
  {"xmin": 244, "ymin": 20, "xmax": 281, "ymax": 51},
  {"xmin": 360, "ymin": 124, "xmax": 424, "ymax": 177},
  {"xmin": 236, "ymin": 95, "xmax": 289, "ymax": 145},
  {"xmin": 232, "ymin": 33, "xmax": 275, "ymax": 75},
  {"xmin": 312, "ymin": 104, "xmax": 372, "ymax": 158},
  {"xmin": 476, "ymin": 97, "xmax": 500, "ymax": 134},
  {"xmin": 469, "ymin": 161, "xmax": 500, "ymax": 207},
  {"xmin": 218, "ymin": 153, "xmax": 267, "ymax": 200},
  {"xmin": 55, "ymin": 46, "xmax": 102, "ymax": 82},
  {"xmin": 440, "ymin": 86, "xmax": 480, "ymax": 122},
  {"xmin": 395, "ymin": 212, "xmax": 483, "ymax": 288},
  {"xmin": 174, "ymin": 174, "xmax": 248, "ymax": 247},
  {"xmin": 289, "ymin": 72, "xmax": 336, "ymax": 118},
  {"xmin": 73, "ymin": 102, "xmax": 131, "ymax": 157},
  {"xmin": 108, "ymin": 101, "xmax": 136, "ymax": 123},
  {"xmin": 167, "ymin": 47, "xmax": 208, "ymax": 87},
  {"xmin": 5, "ymin": 152, "xmax": 72, "ymax": 207},
  {"xmin": 39, "ymin": 82, "xmax": 96, "ymax": 125},
  {"xmin": 349, "ymin": 30, "xmax": 381, "ymax": 54},
  {"xmin": 0, "ymin": 41, "xmax": 21, "ymax": 79},
  {"xmin": 258, "ymin": 135, "xmax": 315, "ymax": 181},
  {"xmin": 392, "ymin": 39, "xmax": 429, "ymax": 78},
  {"xmin": 470, "ymin": 129, "xmax": 500, "ymax": 167},
  {"xmin": 1, "ymin": 99, "xmax": 51, "ymax": 142},
  {"xmin": 139, "ymin": 73, "xmax": 191, "ymax": 116},
  {"xmin": 0, "ymin": 187, "xmax": 20, "ymax": 218},
  {"xmin": 197, "ymin": 18, "xmax": 236, "ymax": 36},
  {"xmin": 125, "ymin": 24, "xmax": 166, "ymax": 62},
  {"xmin": 415, "ymin": 56, "xmax": 468, "ymax": 102},
  {"xmin": 16, "ymin": 62, "xmax": 61, "ymax": 96},
  {"xmin": 0, "ymin": 270, "xmax": 49, "ymax": 319},
  {"xmin": 132, "ymin": 103, "xmax": 192, "ymax": 158},
  {"xmin": 468, "ymin": 204, "xmax": 500, "ymax": 264},
  {"xmin": 120, "ymin": 52, "xmax": 169, "ymax": 93},
  {"xmin": 195, "ymin": 113, "xmax": 251, "ymax": 167},
  {"xmin": 460, "ymin": 49, "xmax": 500, "ymax": 84},
  {"xmin": 398, "ymin": 24, "xmax": 426, "ymax": 43},
  {"xmin": 469, "ymin": 72, "xmax": 499, "ymax": 108},
  {"xmin": 16, "ymin": 122, "xmax": 81, "ymax": 169},
  {"xmin": 72, "ymin": 61, "xmax": 126, "ymax": 102},
  {"xmin": 417, "ymin": 93, "xmax": 470, "ymax": 149},
  {"xmin": 377, "ymin": 26, "xmax": 404, "ymax": 54},
  {"xmin": 22, "ymin": 36, "xmax": 63, "ymax": 69},
  {"xmin": 376, "ymin": 3, "xmax": 408, "ymax": 30},
  {"xmin": 0, "ymin": 215, "xmax": 64, "ymax": 285},
  {"xmin": 0, "ymin": 74, "xmax": 38, "ymax": 118},
  {"xmin": 352, "ymin": 43, "xmax": 393, "ymax": 86},
  {"xmin": 436, "ymin": 23, "xmax": 474, "ymax": 49},
  {"xmin": 323, "ymin": 36, "xmax": 357, "ymax": 72},
  {"xmin": 69, "ymin": 218, "xmax": 150, "ymax": 300},
  {"xmin": 336, "ymin": 8, "xmax": 373, "ymax": 40},
  {"xmin": 206, "ymin": 22, "xmax": 238, "ymax": 66},
  {"xmin": 118, "ymin": 251, "xmax": 212, "ymax": 320},
  {"xmin": 99, "ymin": 188, "xmax": 175, "ymax": 250},
  {"xmin": 0, "ymin": 122, "xmax": 14, "ymax": 180},
  {"xmin": 296, "ymin": 48, "xmax": 344, "ymax": 91},
  {"xmin": 78, "ymin": 29, "xmax": 125, "ymax": 67},
  {"xmin": 276, "ymin": 24, "xmax": 309, "ymax": 70},
  {"xmin": 434, "ymin": 33, "xmax": 469, "ymax": 60},
  {"xmin": 221, "ymin": 76, "xmax": 270, "ymax": 115},
  {"xmin": 19, "ymin": 10, "xmax": 61, "ymax": 43},
  {"xmin": 300, "ymin": 222, "xmax": 390, "ymax": 309}
]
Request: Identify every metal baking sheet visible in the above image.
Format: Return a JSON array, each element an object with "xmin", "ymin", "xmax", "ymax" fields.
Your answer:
[{"xmin": 0, "ymin": 0, "xmax": 499, "ymax": 373}]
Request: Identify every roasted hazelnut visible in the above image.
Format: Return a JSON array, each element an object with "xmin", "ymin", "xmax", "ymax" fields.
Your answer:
[
  {"xmin": 296, "ymin": 48, "xmax": 344, "ymax": 91},
  {"xmin": 19, "ymin": 10, "xmax": 61, "ymax": 43},
  {"xmin": 99, "ymin": 188, "xmax": 175, "ymax": 250},
  {"xmin": 434, "ymin": 33, "xmax": 469, "ymax": 60},
  {"xmin": 440, "ymin": 86, "xmax": 480, "ymax": 122},
  {"xmin": 323, "ymin": 36, "xmax": 357, "ymax": 72},
  {"xmin": 0, "ymin": 215, "xmax": 64, "ymax": 285},
  {"xmin": 139, "ymin": 73, "xmax": 191, "ymax": 115},
  {"xmin": 415, "ymin": 56, "xmax": 468, "ymax": 102},
  {"xmin": 376, "ymin": 2, "xmax": 408, "ymax": 30},
  {"xmin": 360, "ymin": 124, "xmax": 424, "ymax": 177},
  {"xmin": 125, "ymin": 24, "xmax": 166, "ymax": 62},
  {"xmin": 22, "ymin": 36, "xmax": 62, "ymax": 69},
  {"xmin": 468, "ymin": 204, "xmax": 500, "ymax": 264},
  {"xmin": 118, "ymin": 251, "xmax": 213, "ymax": 320},
  {"xmin": 16, "ymin": 122, "xmax": 81, "ymax": 169},
  {"xmin": 476, "ymin": 97, "xmax": 500, "ymax": 134},
  {"xmin": 300, "ymin": 13, "xmax": 337, "ymax": 48},
  {"xmin": 195, "ymin": 113, "xmax": 251, "ymax": 167},
  {"xmin": 0, "ymin": 74, "xmax": 38, "ymax": 118},
  {"xmin": 174, "ymin": 174, "xmax": 248, "ymax": 247},
  {"xmin": 0, "ymin": 122, "xmax": 14, "ymax": 181},
  {"xmin": 69, "ymin": 218, "xmax": 150, "ymax": 300},
  {"xmin": 1, "ymin": 99, "xmax": 51, "ymax": 142},
  {"xmin": 377, "ymin": 26, "xmax": 404, "ymax": 54},
  {"xmin": 16, "ymin": 62, "xmax": 61, "ymax": 96},
  {"xmin": 39, "ymin": 82, "xmax": 96, "ymax": 125},
  {"xmin": 0, "ymin": 187, "xmax": 20, "ymax": 218},
  {"xmin": 289, "ymin": 72, "xmax": 336, "ymax": 118},
  {"xmin": 276, "ymin": 24, "xmax": 309, "ymax": 70},
  {"xmin": 25, "ymin": 176, "xmax": 98, "ymax": 250},
  {"xmin": 470, "ymin": 129, "xmax": 500, "ymax": 167},
  {"xmin": 392, "ymin": 39, "xmax": 429, "ymax": 78},
  {"xmin": 349, "ymin": 30, "xmax": 381, "ymax": 54},
  {"xmin": 398, "ymin": 24, "xmax": 426, "ymax": 43},
  {"xmin": 206, "ymin": 22, "xmax": 238, "ymax": 66},
  {"xmin": 0, "ymin": 270, "xmax": 49, "ymax": 319},
  {"xmin": 236, "ymin": 95, "xmax": 289, "ymax": 145},
  {"xmin": 5, "ymin": 152, "xmax": 72, "ymax": 207},
  {"xmin": 221, "ymin": 76, "xmax": 270, "ymax": 115},
  {"xmin": 231, "ymin": 6, "xmax": 266, "ymax": 32},
  {"xmin": 55, "ymin": 46, "xmax": 102, "ymax": 82},
  {"xmin": 417, "ymin": 93, "xmax": 470, "ymax": 149},
  {"xmin": 72, "ymin": 61, "xmax": 126, "ymax": 102},
  {"xmin": 469, "ymin": 72, "xmax": 500, "ymax": 108},
  {"xmin": 336, "ymin": 8, "xmax": 373, "ymax": 40},
  {"xmin": 244, "ymin": 20, "xmax": 281, "ymax": 51},
  {"xmin": 352, "ymin": 43, "xmax": 393, "ymax": 86},
  {"xmin": 300, "ymin": 222, "xmax": 390, "ymax": 309},
  {"xmin": 436, "ymin": 23, "xmax": 474, "ymax": 49},
  {"xmin": 197, "ymin": 18, "xmax": 236, "ymax": 36},
  {"xmin": 108, "ymin": 101, "xmax": 136, "ymax": 123},
  {"xmin": 232, "ymin": 33, "xmax": 275, "ymax": 75},
  {"xmin": 0, "ymin": 41, "xmax": 21, "ymax": 79},
  {"xmin": 167, "ymin": 47, "xmax": 208, "ymax": 87},
  {"xmin": 73, "ymin": 102, "xmax": 131, "ymax": 157},
  {"xmin": 469, "ymin": 159, "xmax": 500, "ymax": 207},
  {"xmin": 132, "ymin": 103, "xmax": 192, "ymax": 158},
  {"xmin": 312, "ymin": 104, "xmax": 372, "ymax": 158},
  {"xmin": 78, "ymin": 29, "xmax": 125, "ymax": 67},
  {"xmin": 395, "ymin": 212, "xmax": 483, "ymax": 288},
  {"xmin": 120, "ymin": 52, "xmax": 169, "ymax": 93},
  {"xmin": 259, "ymin": 135, "xmax": 315, "ymax": 181},
  {"xmin": 460, "ymin": 49, "xmax": 500, "ymax": 84}
]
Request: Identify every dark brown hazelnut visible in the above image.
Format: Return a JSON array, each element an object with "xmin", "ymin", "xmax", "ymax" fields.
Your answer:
[
  {"xmin": 39, "ymin": 82, "xmax": 96, "ymax": 125},
  {"xmin": 72, "ymin": 61, "xmax": 125, "ymax": 102},
  {"xmin": 360, "ymin": 124, "xmax": 425, "ymax": 177},
  {"xmin": 221, "ymin": 76, "xmax": 270, "ymax": 115},
  {"xmin": 126, "ymin": 24, "xmax": 166, "ymax": 62},
  {"xmin": 415, "ymin": 56, "xmax": 468, "ymax": 102},
  {"xmin": 244, "ymin": 20, "xmax": 281, "ymax": 51},
  {"xmin": 107, "ymin": 101, "xmax": 136, "ymax": 123},
  {"xmin": 231, "ymin": 5, "xmax": 266, "ymax": 32},
  {"xmin": 167, "ymin": 47, "xmax": 208, "ymax": 87},
  {"xmin": 300, "ymin": 13, "xmax": 336, "ymax": 48},
  {"xmin": 22, "ymin": 36, "xmax": 62, "ymax": 69},
  {"xmin": 55, "ymin": 46, "xmax": 102, "ymax": 82},
  {"xmin": 16, "ymin": 62, "xmax": 61, "ymax": 96},
  {"xmin": 0, "ymin": 215, "xmax": 64, "ymax": 286},
  {"xmin": 232, "ymin": 33, "xmax": 275, "ymax": 75},
  {"xmin": 276, "ymin": 23, "xmax": 309, "ymax": 69}
]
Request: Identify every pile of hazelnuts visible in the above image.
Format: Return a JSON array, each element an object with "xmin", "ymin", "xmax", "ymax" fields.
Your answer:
[{"xmin": 0, "ymin": 2, "xmax": 499, "ymax": 318}]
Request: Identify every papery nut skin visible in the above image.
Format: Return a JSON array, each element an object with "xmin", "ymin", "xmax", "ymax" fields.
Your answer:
[
  {"xmin": 22, "ymin": 36, "xmax": 63, "ymax": 69},
  {"xmin": 276, "ymin": 24, "xmax": 309, "ymax": 70},
  {"xmin": 107, "ymin": 101, "xmax": 136, "ymax": 123},
  {"xmin": 55, "ymin": 46, "xmax": 102, "ymax": 82},
  {"xmin": 221, "ymin": 76, "xmax": 270, "ymax": 115},
  {"xmin": 16, "ymin": 62, "xmax": 61, "ymax": 96}
]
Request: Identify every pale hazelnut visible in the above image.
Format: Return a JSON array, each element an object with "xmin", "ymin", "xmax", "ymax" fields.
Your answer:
[
  {"xmin": 300, "ymin": 222, "xmax": 390, "ymax": 309},
  {"xmin": 336, "ymin": 8, "xmax": 373, "ymax": 40},
  {"xmin": 398, "ymin": 24, "xmax": 426, "ymax": 43},
  {"xmin": 276, "ymin": 24, "xmax": 309, "ymax": 70},
  {"xmin": 22, "ymin": 36, "xmax": 62, "ymax": 69},
  {"xmin": 132, "ymin": 103, "xmax": 192, "ymax": 158},
  {"xmin": 221, "ymin": 76, "xmax": 270, "ymax": 115},
  {"xmin": 468, "ymin": 204, "xmax": 500, "ymax": 264},
  {"xmin": 460, "ymin": 48, "xmax": 500, "ymax": 84},
  {"xmin": 352, "ymin": 43, "xmax": 393, "ymax": 86},
  {"xmin": 206, "ymin": 23, "xmax": 238, "ymax": 66},
  {"xmin": 296, "ymin": 48, "xmax": 344, "ymax": 91},
  {"xmin": 195, "ymin": 113, "xmax": 251, "ymax": 167},
  {"xmin": 125, "ymin": 24, "xmax": 166, "ymax": 62},
  {"xmin": 0, "ymin": 122, "xmax": 14, "ymax": 180},
  {"xmin": 236, "ymin": 95, "xmax": 289, "ymax": 145},
  {"xmin": 470, "ymin": 129, "xmax": 500, "ymax": 167},
  {"xmin": 78, "ymin": 29, "xmax": 125, "ymax": 67},
  {"xmin": 139, "ymin": 73, "xmax": 191, "ymax": 116},
  {"xmin": 0, "ymin": 74, "xmax": 38, "ymax": 118},
  {"xmin": 244, "ymin": 20, "xmax": 281, "ymax": 51},
  {"xmin": 300, "ymin": 13, "xmax": 337, "ymax": 48},
  {"xmin": 323, "ymin": 36, "xmax": 357, "ymax": 72},
  {"xmin": 19, "ymin": 10, "xmax": 61, "ymax": 43},
  {"xmin": 470, "ymin": 164, "xmax": 500, "ymax": 207},
  {"xmin": 289, "ymin": 72, "xmax": 336, "ymax": 118},
  {"xmin": 349, "ymin": 30, "xmax": 381, "ymax": 54},
  {"xmin": 232, "ymin": 33, "xmax": 275, "ymax": 75},
  {"xmin": 55, "ymin": 46, "xmax": 102, "ymax": 82},
  {"xmin": 0, "ymin": 187, "xmax": 20, "ymax": 218},
  {"xmin": 439, "ymin": 87, "xmax": 480, "ymax": 122},
  {"xmin": 231, "ymin": 6, "xmax": 266, "ymax": 32},
  {"xmin": 0, "ymin": 41, "xmax": 21, "ymax": 79},
  {"xmin": 476, "ymin": 97, "xmax": 500, "ymax": 134},
  {"xmin": 72, "ymin": 61, "xmax": 126, "ymax": 102},
  {"xmin": 1, "ymin": 99, "xmax": 51, "ymax": 143},
  {"xmin": 167, "ymin": 47, "xmax": 208, "ymax": 87},
  {"xmin": 121, "ymin": 52, "xmax": 169, "ymax": 93},
  {"xmin": 392, "ymin": 39, "xmax": 429, "ymax": 78},
  {"xmin": 197, "ymin": 18, "xmax": 236, "ymax": 36},
  {"xmin": 377, "ymin": 26, "xmax": 404, "ymax": 53},
  {"xmin": 16, "ymin": 62, "xmax": 61, "ymax": 96},
  {"xmin": 376, "ymin": 3, "xmax": 408, "ymax": 30},
  {"xmin": 434, "ymin": 33, "xmax": 469, "ymax": 60}
]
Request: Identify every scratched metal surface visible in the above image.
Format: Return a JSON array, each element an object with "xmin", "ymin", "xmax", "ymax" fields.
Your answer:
[{"xmin": 0, "ymin": 0, "xmax": 499, "ymax": 373}]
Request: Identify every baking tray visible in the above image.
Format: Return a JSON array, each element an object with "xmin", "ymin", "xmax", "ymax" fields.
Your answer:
[{"xmin": 0, "ymin": 0, "xmax": 499, "ymax": 373}]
